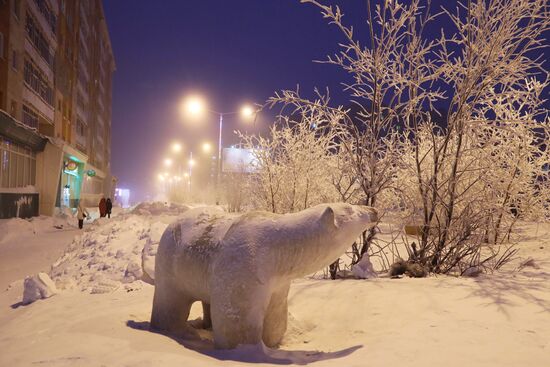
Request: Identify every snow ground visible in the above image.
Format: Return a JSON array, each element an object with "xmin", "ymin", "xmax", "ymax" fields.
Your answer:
[{"xmin": 0, "ymin": 205, "xmax": 549, "ymax": 367}]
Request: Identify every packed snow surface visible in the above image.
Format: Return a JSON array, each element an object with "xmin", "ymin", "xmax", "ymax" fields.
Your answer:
[{"xmin": 0, "ymin": 204, "xmax": 549, "ymax": 366}]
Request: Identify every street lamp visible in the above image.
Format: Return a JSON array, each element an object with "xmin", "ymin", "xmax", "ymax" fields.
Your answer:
[
  {"xmin": 164, "ymin": 158, "xmax": 173, "ymax": 167},
  {"xmin": 241, "ymin": 105, "xmax": 254, "ymax": 119},
  {"xmin": 184, "ymin": 96, "xmax": 206, "ymax": 118},
  {"xmin": 202, "ymin": 142, "xmax": 212, "ymax": 153},
  {"xmin": 172, "ymin": 142, "xmax": 182, "ymax": 153},
  {"xmin": 181, "ymin": 95, "xmax": 257, "ymax": 193}
]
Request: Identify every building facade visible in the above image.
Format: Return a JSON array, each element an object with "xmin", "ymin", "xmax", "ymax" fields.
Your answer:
[{"xmin": 0, "ymin": 0, "xmax": 115, "ymax": 218}]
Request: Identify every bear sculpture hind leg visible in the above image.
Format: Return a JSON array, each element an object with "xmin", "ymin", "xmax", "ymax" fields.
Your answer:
[
  {"xmin": 262, "ymin": 283, "xmax": 290, "ymax": 347},
  {"xmin": 150, "ymin": 281, "xmax": 193, "ymax": 333}
]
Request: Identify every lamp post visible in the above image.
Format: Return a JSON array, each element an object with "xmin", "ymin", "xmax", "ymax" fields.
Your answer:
[
  {"xmin": 188, "ymin": 152, "xmax": 195, "ymax": 194},
  {"xmin": 182, "ymin": 96, "xmax": 256, "ymax": 194}
]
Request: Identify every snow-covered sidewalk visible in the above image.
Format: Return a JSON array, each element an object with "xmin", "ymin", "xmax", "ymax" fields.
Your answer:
[{"xmin": 0, "ymin": 216, "xmax": 82, "ymax": 290}]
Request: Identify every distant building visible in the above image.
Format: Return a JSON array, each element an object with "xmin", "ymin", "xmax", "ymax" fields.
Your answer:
[
  {"xmin": 0, "ymin": 0, "xmax": 115, "ymax": 219},
  {"xmin": 114, "ymin": 187, "xmax": 129, "ymax": 208}
]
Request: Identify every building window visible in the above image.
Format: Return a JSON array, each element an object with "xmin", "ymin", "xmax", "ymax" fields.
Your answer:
[
  {"xmin": 32, "ymin": 0, "xmax": 57, "ymax": 34},
  {"xmin": 76, "ymin": 119, "xmax": 87, "ymax": 137},
  {"xmin": 0, "ymin": 137, "xmax": 36, "ymax": 188},
  {"xmin": 0, "ymin": 32, "xmax": 4, "ymax": 59},
  {"xmin": 24, "ymin": 59, "xmax": 53, "ymax": 106},
  {"xmin": 13, "ymin": 0, "xmax": 21, "ymax": 19},
  {"xmin": 11, "ymin": 49, "xmax": 18, "ymax": 70},
  {"xmin": 10, "ymin": 101, "xmax": 17, "ymax": 117},
  {"xmin": 22, "ymin": 104, "xmax": 39, "ymax": 129},
  {"xmin": 25, "ymin": 11, "xmax": 54, "ymax": 66}
]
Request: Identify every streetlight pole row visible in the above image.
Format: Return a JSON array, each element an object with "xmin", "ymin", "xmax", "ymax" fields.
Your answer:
[{"xmin": 183, "ymin": 97, "xmax": 256, "ymax": 193}]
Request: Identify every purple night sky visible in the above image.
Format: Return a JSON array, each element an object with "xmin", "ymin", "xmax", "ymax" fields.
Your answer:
[
  {"xmin": 102, "ymin": 0, "xmax": 373, "ymax": 201},
  {"xmin": 102, "ymin": 0, "xmax": 548, "ymax": 201}
]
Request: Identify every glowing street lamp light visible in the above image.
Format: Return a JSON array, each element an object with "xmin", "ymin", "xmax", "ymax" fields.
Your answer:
[
  {"xmin": 202, "ymin": 142, "xmax": 212, "ymax": 153},
  {"xmin": 157, "ymin": 174, "xmax": 165, "ymax": 181},
  {"xmin": 172, "ymin": 142, "xmax": 182, "ymax": 153},
  {"xmin": 241, "ymin": 105, "xmax": 255, "ymax": 119},
  {"xmin": 181, "ymin": 95, "xmax": 259, "ymax": 198},
  {"xmin": 184, "ymin": 96, "xmax": 206, "ymax": 118},
  {"xmin": 189, "ymin": 158, "xmax": 196, "ymax": 167},
  {"xmin": 164, "ymin": 158, "xmax": 173, "ymax": 167}
]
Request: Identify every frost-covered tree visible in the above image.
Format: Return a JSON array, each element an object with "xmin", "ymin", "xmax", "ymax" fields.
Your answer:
[
  {"xmin": 269, "ymin": 0, "xmax": 549, "ymax": 275},
  {"xmin": 270, "ymin": 0, "xmax": 441, "ymax": 266},
  {"xmin": 238, "ymin": 114, "xmax": 340, "ymax": 214},
  {"xmin": 400, "ymin": 0, "xmax": 549, "ymax": 273}
]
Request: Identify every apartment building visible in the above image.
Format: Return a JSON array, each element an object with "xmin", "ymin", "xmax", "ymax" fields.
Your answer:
[{"xmin": 0, "ymin": 0, "xmax": 115, "ymax": 218}]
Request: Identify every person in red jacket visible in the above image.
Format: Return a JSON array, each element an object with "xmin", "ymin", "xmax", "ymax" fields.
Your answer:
[{"xmin": 99, "ymin": 197, "xmax": 107, "ymax": 217}]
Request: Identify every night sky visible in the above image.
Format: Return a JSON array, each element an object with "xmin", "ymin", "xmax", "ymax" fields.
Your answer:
[
  {"xmin": 103, "ymin": 0, "xmax": 371, "ymax": 200},
  {"xmin": 102, "ymin": 0, "xmax": 547, "ymax": 201}
]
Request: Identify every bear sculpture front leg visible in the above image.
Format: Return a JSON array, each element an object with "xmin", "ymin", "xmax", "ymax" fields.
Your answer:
[
  {"xmin": 262, "ymin": 283, "xmax": 290, "ymax": 347},
  {"xmin": 150, "ymin": 279, "xmax": 193, "ymax": 333}
]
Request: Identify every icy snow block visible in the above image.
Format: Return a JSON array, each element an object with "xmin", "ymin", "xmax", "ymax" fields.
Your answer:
[
  {"xmin": 141, "ymin": 241, "xmax": 158, "ymax": 285},
  {"xmin": 150, "ymin": 203, "xmax": 377, "ymax": 349},
  {"xmin": 22, "ymin": 272, "xmax": 58, "ymax": 304},
  {"xmin": 352, "ymin": 255, "xmax": 378, "ymax": 279}
]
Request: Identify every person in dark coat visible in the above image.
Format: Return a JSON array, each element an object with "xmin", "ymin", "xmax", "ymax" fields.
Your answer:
[
  {"xmin": 77, "ymin": 201, "xmax": 89, "ymax": 229},
  {"xmin": 99, "ymin": 197, "xmax": 107, "ymax": 217},
  {"xmin": 106, "ymin": 198, "xmax": 113, "ymax": 218}
]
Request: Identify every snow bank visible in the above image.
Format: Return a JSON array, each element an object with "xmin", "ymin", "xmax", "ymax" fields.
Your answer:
[
  {"xmin": 129, "ymin": 201, "xmax": 192, "ymax": 216},
  {"xmin": 49, "ymin": 214, "xmax": 171, "ymax": 292}
]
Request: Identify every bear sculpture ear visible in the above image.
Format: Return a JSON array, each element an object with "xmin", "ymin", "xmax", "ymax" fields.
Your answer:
[{"xmin": 319, "ymin": 206, "xmax": 336, "ymax": 229}]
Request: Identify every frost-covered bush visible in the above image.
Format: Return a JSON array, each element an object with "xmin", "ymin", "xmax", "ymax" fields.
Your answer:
[{"xmin": 238, "ymin": 117, "xmax": 340, "ymax": 214}]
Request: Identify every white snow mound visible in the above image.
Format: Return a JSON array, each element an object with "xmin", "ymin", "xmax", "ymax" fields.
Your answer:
[{"xmin": 49, "ymin": 214, "xmax": 171, "ymax": 292}]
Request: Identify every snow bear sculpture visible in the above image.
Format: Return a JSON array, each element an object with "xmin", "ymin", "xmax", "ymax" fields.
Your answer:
[{"xmin": 150, "ymin": 203, "xmax": 377, "ymax": 349}]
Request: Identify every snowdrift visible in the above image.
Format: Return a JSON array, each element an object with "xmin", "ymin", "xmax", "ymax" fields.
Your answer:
[{"xmin": 49, "ymin": 214, "xmax": 169, "ymax": 293}]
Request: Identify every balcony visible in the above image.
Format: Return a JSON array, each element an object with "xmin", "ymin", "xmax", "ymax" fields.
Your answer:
[
  {"xmin": 76, "ymin": 131, "xmax": 87, "ymax": 150},
  {"xmin": 79, "ymin": 29, "xmax": 90, "ymax": 54},
  {"xmin": 24, "ymin": 38, "xmax": 54, "ymax": 79},
  {"xmin": 23, "ymin": 84, "xmax": 54, "ymax": 122},
  {"xmin": 97, "ymin": 97, "xmax": 105, "ymax": 114},
  {"xmin": 27, "ymin": 0, "xmax": 58, "ymax": 47},
  {"xmin": 78, "ymin": 58, "xmax": 90, "ymax": 82},
  {"xmin": 79, "ymin": 5, "xmax": 90, "ymax": 34},
  {"xmin": 95, "ymin": 149, "xmax": 104, "ymax": 165},
  {"xmin": 76, "ymin": 103, "xmax": 88, "ymax": 124},
  {"xmin": 99, "ymin": 78, "xmax": 106, "ymax": 96},
  {"xmin": 77, "ymin": 83, "xmax": 89, "ymax": 103}
]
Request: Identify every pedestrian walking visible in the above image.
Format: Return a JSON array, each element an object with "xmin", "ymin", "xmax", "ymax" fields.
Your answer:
[
  {"xmin": 77, "ymin": 201, "xmax": 89, "ymax": 229},
  {"xmin": 99, "ymin": 197, "xmax": 107, "ymax": 217},
  {"xmin": 106, "ymin": 198, "xmax": 113, "ymax": 218}
]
